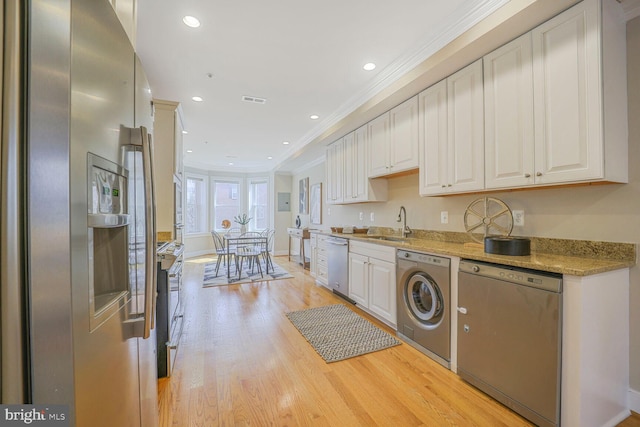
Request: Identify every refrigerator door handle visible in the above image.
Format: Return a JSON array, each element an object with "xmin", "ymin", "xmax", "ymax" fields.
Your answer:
[
  {"xmin": 140, "ymin": 126, "xmax": 156, "ymax": 338},
  {"xmin": 124, "ymin": 126, "xmax": 156, "ymax": 339}
]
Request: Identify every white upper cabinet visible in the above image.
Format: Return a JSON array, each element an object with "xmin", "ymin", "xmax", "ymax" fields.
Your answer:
[
  {"xmin": 447, "ymin": 60, "xmax": 485, "ymax": 193},
  {"xmin": 153, "ymin": 99, "xmax": 184, "ymax": 237},
  {"xmin": 419, "ymin": 60, "xmax": 484, "ymax": 196},
  {"xmin": 419, "ymin": 80, "xmax": 449, "ymax": 195},
  {"xmin": 367, "ymin": 113, "xmax": 391, "ymax": 177},
  {"xmin": 484, "ymin": 0, "xmax": 627, "ymax": 190},
  {"xmin": 344, "ymin": 128, "xmax": 365, "ymax": 202},
  {"xmin": 531, "ymin": 0, "xmax": 627, "ymax": 185},
  {"xmin": 327, "ymin": 125, "xmax": 387, "ymax": 205},
  {"xmin": 154, "ymin": 100, "xmax": 183, "ymax": 181},
  {"xmin": 368, "ymin": 96, "xmax": 419, "ymax": 178},
  {"xmin": 484, "ymin": 33, "xmax": 535, "ymax": 189},
  {"xmin": 325, "ymin": 138, "xmax": 344, "ymax": 204},
  {"xmin": 389, "ymin": 96, "xmax": 420, "ymax": 173}
]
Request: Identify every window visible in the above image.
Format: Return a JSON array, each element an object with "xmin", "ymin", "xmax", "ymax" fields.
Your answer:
[
  {"xmin": 248, "ymin": 178, "xmax": 269, "ymax": 231},
  {"xmin": 185, "ymin": 174, "xmax": 208, "ymax": 234},
  {"xmin": 211, "ymin": 178, "xmax": 242, "ymax": 230}
]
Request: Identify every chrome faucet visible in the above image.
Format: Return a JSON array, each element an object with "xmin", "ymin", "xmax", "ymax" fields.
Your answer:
[{"xmin": 397, "ymin": 206, "xmax": 411, "ymax": 238}]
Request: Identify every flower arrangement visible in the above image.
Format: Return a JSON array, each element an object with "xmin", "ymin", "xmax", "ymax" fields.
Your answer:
[{"xmin": 233, "ymin": 213, "xmax": 252, "ymax": 225}]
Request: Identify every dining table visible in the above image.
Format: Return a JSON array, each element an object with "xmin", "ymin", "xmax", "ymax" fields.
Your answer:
[{"xmin": 223, "ymin": 235, "xmax": 270, "ymax": 279}]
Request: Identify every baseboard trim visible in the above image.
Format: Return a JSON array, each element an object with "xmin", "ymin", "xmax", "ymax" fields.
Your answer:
[
  {"xmin": 184, "ymin": 249, "xmax": 214, "ymax": 259},
  {"xmin": 630, "ymin": 388, "xmax": 640, "ymax": 414}
]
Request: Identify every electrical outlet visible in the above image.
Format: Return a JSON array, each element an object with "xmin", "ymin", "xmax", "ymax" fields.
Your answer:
[
  {"xmin": 327, "ymin": 207, "xmax": 331, "ymax": 216},
  {"xmin": 370, "ymin": 212, "xmax": 375, "ymax": 222},
  {"xmin": 513, "ymin": 210, "xmax": 524, "ymax": 226},
  {"xmin": 359, "ymin": 212, "xmax": 364, "ymax": 221},
  {"xmin": 441, "ymin": 211, "xmax": 449, "ymax": 224}
]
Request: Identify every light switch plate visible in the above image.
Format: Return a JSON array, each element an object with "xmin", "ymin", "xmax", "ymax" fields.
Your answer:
[{"xmin": 370, "ymin": 212, "xmax": 375, "ymax": 222}]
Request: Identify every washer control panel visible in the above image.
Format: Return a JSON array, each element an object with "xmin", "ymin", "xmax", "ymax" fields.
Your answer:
[{"xmin": 398, "ymin": 250, "xmax": 450, "ymax": 268}]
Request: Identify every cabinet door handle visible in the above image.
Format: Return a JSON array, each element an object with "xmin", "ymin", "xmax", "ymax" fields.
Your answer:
[
  {"xmin": 536, "ymin": 172, "xmax": 542, "ymax": 177},
  {"xmin": 524, "ymin": 173, "xmax": 531, "ymax": 178},
  {"xmin": 457, "ymin": 307, "xmax": 468, "ymax": 315}
]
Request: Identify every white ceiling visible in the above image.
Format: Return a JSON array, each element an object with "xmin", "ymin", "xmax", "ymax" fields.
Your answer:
[{"xmin": 135, "ymin": 0, "xmax": 510, "ymax": 174}]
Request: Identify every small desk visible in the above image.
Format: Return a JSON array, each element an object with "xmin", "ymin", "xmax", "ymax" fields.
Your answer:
[
  {"xmin": 223, "ymin": 235, "xmax": 270, "ymax": 279},
  {"xmin": 287, "ymin": 227, "xmax": 310, "ymax": 270}
]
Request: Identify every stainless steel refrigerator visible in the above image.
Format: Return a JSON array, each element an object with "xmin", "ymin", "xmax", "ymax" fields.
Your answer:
[{"xmin": 1, "ymin": 1, "xmax": 159, "ymax": 426}]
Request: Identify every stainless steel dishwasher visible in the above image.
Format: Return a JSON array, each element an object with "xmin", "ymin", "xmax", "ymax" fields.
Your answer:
[
  {"xmin": 326, "ymin": 236, "xmax": 354, "ymax": 303},
  {"xmin": 457, "ymin": 260, "xmax": 562, "ymax": 427}
]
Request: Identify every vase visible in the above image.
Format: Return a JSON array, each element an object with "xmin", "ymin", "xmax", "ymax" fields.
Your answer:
[{"xmin": 240, "ymin": 224, "xmax": 247, "ymax": 235}]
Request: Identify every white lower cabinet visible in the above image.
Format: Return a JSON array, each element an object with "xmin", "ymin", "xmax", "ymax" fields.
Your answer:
[
  {"xmin": 348, "ymin": 241, "xmax": 396, "ymax": 327},
  {"xmin": 311, "ymin": 233, "xmax": 328, "ymax": 286}
]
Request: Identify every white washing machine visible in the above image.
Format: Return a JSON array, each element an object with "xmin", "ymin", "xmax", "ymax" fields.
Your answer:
[{"xmin": 396, "ymin": 249, "xmax": 451, "ymax": 368}]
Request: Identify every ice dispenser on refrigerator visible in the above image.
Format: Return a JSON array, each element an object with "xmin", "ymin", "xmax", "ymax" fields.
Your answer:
[{"xmin": 87, "ymin": 153, "xmax": 131, "ymax": 331}]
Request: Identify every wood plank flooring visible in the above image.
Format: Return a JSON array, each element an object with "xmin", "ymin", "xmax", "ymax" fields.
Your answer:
[{"xmin": 158, "ymin": 255, "xmax": 640, "ymax": 427}]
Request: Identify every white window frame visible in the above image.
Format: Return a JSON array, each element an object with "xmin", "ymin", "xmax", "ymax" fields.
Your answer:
[
  {"xmin": 247, "ymin": 176, "xmax": 270, "ymax": 232},
  {"xmin": 210, "ymin": 176, "xmax": 245, "ymax": 232},
  {"xmin": 184, "ymin": 173, "xmax": 209, "ymax": 236}
]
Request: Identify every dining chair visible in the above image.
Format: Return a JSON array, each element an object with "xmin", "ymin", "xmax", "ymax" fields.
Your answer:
[
  {"xmin": 235, "ymin": 236, "xmax": 263, "ymax": 279},
  {"xmin": 211, "ymin": 230, "xmax": 235, "ymax": 276},
  {"xmin": 260, "ymin": 229, "xmax": 275, "ymax": 271}
]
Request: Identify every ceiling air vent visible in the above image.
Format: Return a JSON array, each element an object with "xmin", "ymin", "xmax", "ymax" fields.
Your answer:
[{"xmin": 242, "ymin": 95, "xmax": 267, "ymax": 104}]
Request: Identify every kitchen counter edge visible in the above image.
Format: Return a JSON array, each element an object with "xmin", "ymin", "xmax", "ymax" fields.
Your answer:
[{"xmin": 309, "ymin": 230, "xmax": 634, "ymax": 276}]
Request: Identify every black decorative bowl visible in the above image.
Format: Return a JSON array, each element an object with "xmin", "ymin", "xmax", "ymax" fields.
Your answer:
[{"xmin": 484, "ymin": 236, "xmax": 531, "ymax": 256}]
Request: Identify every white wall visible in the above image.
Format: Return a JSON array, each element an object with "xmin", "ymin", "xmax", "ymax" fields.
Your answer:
[{"xmin": 273, "ymin": 172, "xmax": 292, "ymax": 255}]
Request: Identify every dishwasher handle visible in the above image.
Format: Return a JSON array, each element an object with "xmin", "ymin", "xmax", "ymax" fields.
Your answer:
[{"xmin": 327, "ymin": 238, "xmax": 348, "ymax": 246}]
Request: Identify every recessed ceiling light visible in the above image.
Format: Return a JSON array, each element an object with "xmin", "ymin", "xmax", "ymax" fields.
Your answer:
[
  {"xmin": 267, "ymin": 156, "xmax": 273, "ymax": 160},
  {"xmin": 310, "ymin": 115, "xmax": 319, "ymax": 120},
  {"xmin": 363, "ymin": 62, "xmax": 376, "ymax": 71},
  {"xmin": 182, "ymin": 16, "xmax": 201, "ymax": 28},
  {"xmin": 192, "ymin": 96, "xmax": 203, "ymax": 102},
  {"xmin": 182, "ymin": 130, "xmax": 188, "ymax": 134},
  {"xmin": 186, "ymin": 149, "xmax": 193, "ymax": 153},
  {"xmin": 282, "ymin": 141, "xmax": 290, "ymax": 145},
  {"xmin": 228, "ymin": 162, "xmax": 234, "ymax": 166}
]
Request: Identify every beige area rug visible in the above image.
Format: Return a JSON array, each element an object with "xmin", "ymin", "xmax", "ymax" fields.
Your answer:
[
  {"xmin": 202, "ymin": 259, "xmax": 293, "ymax": 287},
  {"xmin": 286, "ymin": 304, "xmax": 401, "ymax": 363}
]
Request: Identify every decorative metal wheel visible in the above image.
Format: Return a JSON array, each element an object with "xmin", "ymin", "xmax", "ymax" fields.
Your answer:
[{"xmin": 463, "ymin": 197, "xmax": 513, "ymax": 243}]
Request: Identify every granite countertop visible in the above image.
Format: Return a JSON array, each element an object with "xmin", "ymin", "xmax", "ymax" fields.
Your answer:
[{"xmin": 311, "ymin": 229, "xmax": 635, "ymax": 276}]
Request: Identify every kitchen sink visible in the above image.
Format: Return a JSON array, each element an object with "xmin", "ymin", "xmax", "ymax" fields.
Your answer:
[{"xmin": 363, "ymin": 236, "xmax": 408, "ymax": 242}]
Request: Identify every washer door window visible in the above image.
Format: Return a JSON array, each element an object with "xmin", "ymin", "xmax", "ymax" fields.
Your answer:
[{"xmin": 405, "ymin": 272, "xmax": 444, "ymax": 329}]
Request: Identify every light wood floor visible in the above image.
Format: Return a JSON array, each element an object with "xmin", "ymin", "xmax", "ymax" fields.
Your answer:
[{"xmin": 158, "ymin": 255, "xmax": 640, "ymax": 427}]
